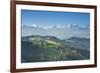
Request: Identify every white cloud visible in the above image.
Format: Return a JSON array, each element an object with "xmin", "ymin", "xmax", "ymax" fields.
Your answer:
[
  {"xmin": 43, "ymin": 25, "xmax": 53, "ymax": 29},
  {"xmin": 32, "ymin": 24, "xmax": 37, "ymax": 28},
  {"xmin": 56, "ymin": 25, "xmax": 61, "ymax": 28},
  {"xmin": 55, "ymin": 25, "xmax": 66, "ymax": 28},
  {"xmin": 67, "ymin": 24, "xmax": 71, "ymax": 28}
]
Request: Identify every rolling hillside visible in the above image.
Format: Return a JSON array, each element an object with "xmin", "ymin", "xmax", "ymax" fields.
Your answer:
[{"xmin": 21, "ymin": 35, "xmax": 90, "ymax": 63}]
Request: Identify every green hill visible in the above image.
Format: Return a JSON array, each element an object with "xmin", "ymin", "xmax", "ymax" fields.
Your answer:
[{"xmin": 21, "ymin": 35, "xmax": 90, "ymax": 63}]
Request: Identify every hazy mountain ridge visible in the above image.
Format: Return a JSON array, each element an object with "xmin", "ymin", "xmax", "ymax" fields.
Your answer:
[
  {"xmin": 22, "ymin": 24, "xmax": 90, "ymax": 39},
  {"xmin": 65, "ymin": 37, "xmax": 90, "ymax": 51}
]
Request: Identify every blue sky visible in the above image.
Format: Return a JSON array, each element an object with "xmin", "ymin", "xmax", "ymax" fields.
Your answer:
[{"xmin": 21, "ymin": 9, "xmax": 90, "ymax": 27}]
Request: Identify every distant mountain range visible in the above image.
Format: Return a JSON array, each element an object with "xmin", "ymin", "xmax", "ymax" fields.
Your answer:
[
  {"xmin": 21, "ymin": 35, "xmax": 90, "ymax": 63},
  {"xmin": 21, "ymin": 24, "xmax": 90, "ymax": 39},
  {"xmin": 65, "ymin": 37, "xmax": 90, "ymax": 51},
  {"xmin": 23, "ymin": 24, "xmax": 89, "ymax": 29}
]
